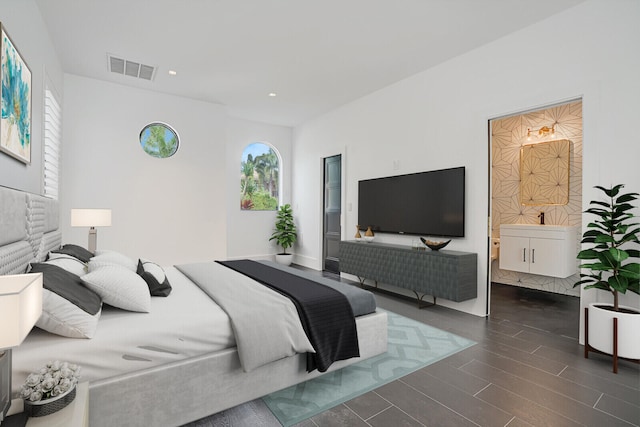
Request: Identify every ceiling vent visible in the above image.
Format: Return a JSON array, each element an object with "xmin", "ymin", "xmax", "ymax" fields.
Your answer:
[{"xmin": 107, "ymin": 54, "xmax": 156, "ymax": 81}]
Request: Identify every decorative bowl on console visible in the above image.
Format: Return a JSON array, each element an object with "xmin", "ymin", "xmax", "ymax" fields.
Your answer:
[
  {"xmin": 363, "ymin": 236, "xmax": 375, "ymax": 242},
  {"xmin": 420, "ymin": 237, "xmax": 450, "ymax": 251}
]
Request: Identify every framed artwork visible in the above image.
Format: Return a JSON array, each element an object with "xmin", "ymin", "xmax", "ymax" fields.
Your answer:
[{"xmin": 1, "ymin": 23, "xmax": 32, "ymax": 164}]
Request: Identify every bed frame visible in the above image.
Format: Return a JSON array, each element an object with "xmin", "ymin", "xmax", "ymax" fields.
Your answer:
[{"xmin": 0, "ymin": 185, "xmax": 388, "ymax": 426}]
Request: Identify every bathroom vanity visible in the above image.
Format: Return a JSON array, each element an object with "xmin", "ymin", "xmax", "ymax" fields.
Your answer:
[{"xmin": 499, "ymin": 224, "xmax": 579, "ymax": 278}]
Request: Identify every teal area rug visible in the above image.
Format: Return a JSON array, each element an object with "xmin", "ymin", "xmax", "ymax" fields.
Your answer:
[{"xmin": 262, "ymin": 310, "xmax": 476, "ymax": 426}]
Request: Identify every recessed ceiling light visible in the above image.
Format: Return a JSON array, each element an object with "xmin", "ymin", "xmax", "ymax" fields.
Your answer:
[
  {"xmin": 168, "ymin": 70, "xmax": 177, "ymax": 76},
  {"xmin": 268, "ymin": 92, "xmax": 277, "ymax": 97}
]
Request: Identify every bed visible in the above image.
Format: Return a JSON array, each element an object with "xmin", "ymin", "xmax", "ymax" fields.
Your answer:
[{"xmin": 0, "ymin": 186, "xmax": 388, "ymax": 426}]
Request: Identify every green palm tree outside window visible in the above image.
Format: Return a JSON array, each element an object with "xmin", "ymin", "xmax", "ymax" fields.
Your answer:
[
  {"xmin": 241, "ymin": 143, "xmax": 280, "ymax": 210},
  {"xmin": 139, "ymin": 123, "xmax": 179, "ymax": 158}
]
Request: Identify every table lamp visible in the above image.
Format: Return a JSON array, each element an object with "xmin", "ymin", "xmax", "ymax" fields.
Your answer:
[
  {"xmin": 70, "ymin": 209, "xmax": 112, "ymax": 253},
  {"xmin": 0, "ymin": 273, "xmax": 43, "ymax": 424}
]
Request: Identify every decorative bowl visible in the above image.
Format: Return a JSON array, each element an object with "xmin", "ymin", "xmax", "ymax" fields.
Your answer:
[
  {"xmin": 420, "ymin": 237, "xmax": 451, "ymax": 251},
  {"xmin": 363, "ymin": 236, "xmax": 375, "ymax": 242},
  {"xmin": 24, "ymin": 384, "xmax": 76, "ymax": 417}
]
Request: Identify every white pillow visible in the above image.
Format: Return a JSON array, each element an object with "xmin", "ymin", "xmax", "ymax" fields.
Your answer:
[
  {"xmin": 82, "ymin": 265, "xmax": 151, "ymax": 312},
  {"xmin": 88, "ymin": 258, "xmax": 123, "ymax": 272},
  {"xmin": 90, "ymin": 250, "xmax": 137, "ymax": 271},
  {"xmin": 37, "ymin": 289, "xmax": 102, "ymax": 338},
  {"xmin": 44, "ymin": 253, "xmax": 88, "ymax": 276},
  {"xmin": 28, "ymin": 263, "xmax": 103, "ymax": 339}
]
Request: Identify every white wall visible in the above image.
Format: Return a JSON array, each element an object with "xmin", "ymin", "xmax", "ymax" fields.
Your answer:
[
  {"xmin": 292, "ymin": 0, "xmax": 640, "ymax": 317},
  {"xmin": 0, "ymin": 0, "xmax": 63, "ymax": 194},
  {"xmin": 61, "ymin": 76, "xmax": 294, "ymax": 266},
  {"xmin": 226, "ymin": 118, "xmax": 293, "ymax": 260},
  {"xmin": 5, "ymin": 0, "xmax": 638, "ymax": 324},
  {"xmin": 61, "ymin": 75, "xmax": 228, "ymax": 266}
]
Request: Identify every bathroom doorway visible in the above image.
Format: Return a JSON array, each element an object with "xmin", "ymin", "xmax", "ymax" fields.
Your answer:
[{"xmin": 488, "ymin": 99, "xmax": 583, "ymax": 325}]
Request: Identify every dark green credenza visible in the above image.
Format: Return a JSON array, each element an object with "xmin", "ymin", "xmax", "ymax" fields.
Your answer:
[{"xmin": 339, "ymin": 240, "xmax": 477, "ymax": 306}]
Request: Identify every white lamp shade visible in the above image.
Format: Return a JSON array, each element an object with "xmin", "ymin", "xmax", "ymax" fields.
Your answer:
[
  {"xmin": 71, "ymin": 209, "xmax": 112, "ymax": 227},
  {"xmin": 0, "ymin": 273, "xmax": 43, "ymax": 349}
]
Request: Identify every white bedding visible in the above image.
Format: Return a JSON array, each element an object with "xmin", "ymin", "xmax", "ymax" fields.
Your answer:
[
  {"xmin": 176, "ymin": 262, "xmax": 315, "ymax": 372},
  {"xmin": 11, "ymin": 266, "xmax": 235, "ymax": 395}
]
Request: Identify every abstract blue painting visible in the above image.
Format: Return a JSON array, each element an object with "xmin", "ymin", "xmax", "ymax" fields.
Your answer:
[{"xmin": 1, "ymin": 23, "xmax": 31, "ymax": 164}]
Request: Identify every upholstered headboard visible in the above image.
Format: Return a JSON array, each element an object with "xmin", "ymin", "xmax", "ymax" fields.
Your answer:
[{"xmin": 0, "ymin": 186, "xmax": 62, "ymax": 275}]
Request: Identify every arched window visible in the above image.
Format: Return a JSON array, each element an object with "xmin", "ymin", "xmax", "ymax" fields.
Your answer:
[{"xmin": 241, "ymin": 142, "xmax": 280, "ymax": 210}]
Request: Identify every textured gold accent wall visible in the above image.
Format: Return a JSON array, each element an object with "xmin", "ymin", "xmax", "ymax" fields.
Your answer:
[{"xmin": 491, "ymin": 100, "xmax": 582, "ymax": 296}]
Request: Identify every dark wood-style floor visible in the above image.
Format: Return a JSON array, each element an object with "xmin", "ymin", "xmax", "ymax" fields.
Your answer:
[{"xmin": 294, "ymin": 273, "xmax": 640, "ymax": 427}]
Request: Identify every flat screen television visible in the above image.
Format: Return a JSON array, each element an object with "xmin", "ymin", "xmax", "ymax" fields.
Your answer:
[{"xmin": 358, "ymin": 166, "xmax": 465, "ymax": 237}]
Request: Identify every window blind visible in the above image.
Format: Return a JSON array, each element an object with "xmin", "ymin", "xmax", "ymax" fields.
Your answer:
[{"xmin": 43, "ymin": 88, "xmax": 61, "ymax": 199}]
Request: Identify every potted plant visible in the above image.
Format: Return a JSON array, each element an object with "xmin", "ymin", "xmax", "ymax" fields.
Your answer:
[
  {"xmin": 574, "ymin": 184, "xmax": 639, "ymax": 371},
  {"xmin": 269, "ymin": 204, "xmax": 297, "ymax": 266}
]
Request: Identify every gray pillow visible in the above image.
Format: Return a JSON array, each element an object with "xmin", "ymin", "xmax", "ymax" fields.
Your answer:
[
  {"xmin": 29, "ymin": 263, "xmax": 101, "ymax": 314},
  {"xmin": 137, "ymin": 259, "xmax": 172, "ymax": 297},
  {"xmin": 28, "ymin": 263, "xmax": 102, "ymax": 338},
  {"xmin": 50, "ymin": 244, "xmax": 94, "ymax": 263}
]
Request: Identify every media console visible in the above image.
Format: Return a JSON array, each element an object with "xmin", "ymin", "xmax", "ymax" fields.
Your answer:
[{"xmin": 339, "ymin": 240, "xmax": 477, "ymax": 307}]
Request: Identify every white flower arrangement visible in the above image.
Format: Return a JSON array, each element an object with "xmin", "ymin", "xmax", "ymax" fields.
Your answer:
[{"xmin": 20, "ymin": 361, "xmax": 81, "ymax": 402}]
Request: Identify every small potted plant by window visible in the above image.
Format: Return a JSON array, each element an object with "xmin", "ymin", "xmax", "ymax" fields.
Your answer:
[
  {"xmin": 269, "ymin": 204, "xmax": 297, "ymax": 266},
  {"xmin": 574, "ymin": 184, "xmax": 639, "ymax": 372}
]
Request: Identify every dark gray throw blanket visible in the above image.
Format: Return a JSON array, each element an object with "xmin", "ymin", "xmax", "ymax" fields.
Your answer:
[{"xmin": 217, "ymin": 259, "xmax": 360, "ymax": 372}]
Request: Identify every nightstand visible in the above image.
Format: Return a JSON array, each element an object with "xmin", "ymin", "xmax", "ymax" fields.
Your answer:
[{"xmin": 7, "ymin": 382, "xmax": 89, "ymax": 427}]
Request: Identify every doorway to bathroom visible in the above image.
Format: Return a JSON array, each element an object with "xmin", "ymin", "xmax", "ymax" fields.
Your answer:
[{"xmin": 488, "ymin": 99, "xmax": 583, "ymax": 332}]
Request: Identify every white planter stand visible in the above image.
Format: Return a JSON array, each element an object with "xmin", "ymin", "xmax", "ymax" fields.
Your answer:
[
  {"xmin": 584, "ymin": 303, "xmax": 640, "ymax": 373},
  {"xmin": 274, "ymin": 253, "xmax": 293, "ymax": 266}
]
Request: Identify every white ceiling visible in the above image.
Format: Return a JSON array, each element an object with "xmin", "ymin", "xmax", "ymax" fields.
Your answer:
[{"xmin": 35, "ymin": 0, "xmax": 584, "ymax": 127}]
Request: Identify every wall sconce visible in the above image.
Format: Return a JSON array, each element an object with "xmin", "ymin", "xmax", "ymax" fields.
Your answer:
[
  {"xmin": 527, "ymin": 124, "xmax": 556, "ymax": 141},
  {"xmin": 0, "ymin": 273, "xmax": 43, "ymax": 423},
  {"xmin": 71, "ymin": 208, "xmax": 112, "ymax": 253}
]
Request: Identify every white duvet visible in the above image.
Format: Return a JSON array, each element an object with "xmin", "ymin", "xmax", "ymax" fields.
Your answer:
[
  {"xmin": 175, "ymin": 262, "xmax": 315, "ymax": 372},
  {"xmin": 11, "ymin": 266, "xmax": 236, "ymax": 394}
]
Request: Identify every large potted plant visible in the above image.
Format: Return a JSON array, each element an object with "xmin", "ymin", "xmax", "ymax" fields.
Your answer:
[
  {"xmin": 269, "ymin": 204, "xmax": 297, "ymax": 266},
  {"xmin": 574, "ymin": 184, "xmax": 639, "ymax": 371}
]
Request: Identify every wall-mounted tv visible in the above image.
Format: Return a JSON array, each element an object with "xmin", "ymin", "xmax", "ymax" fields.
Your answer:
[{"xmin": 358, "ymin": 166, "xmax": 465, "ymax": 237}]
